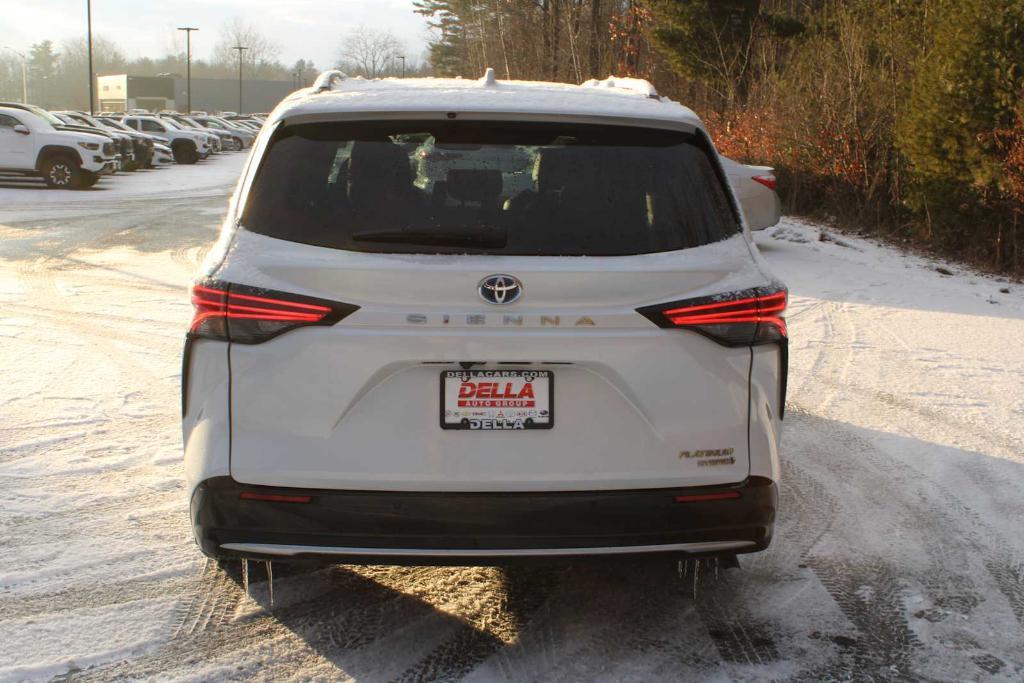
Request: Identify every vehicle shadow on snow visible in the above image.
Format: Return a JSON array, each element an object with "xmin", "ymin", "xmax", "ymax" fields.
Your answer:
[
  {"xmin": 196, "ymin": 411, "xmax": 1024, "ymax": 681},
  {"xmin": 215, "ymin": 556, "xmax": 725, "ymax": 680},
  {"xmin": 0, "ymin": 180, "xmax": 51, "ymax": 190}
]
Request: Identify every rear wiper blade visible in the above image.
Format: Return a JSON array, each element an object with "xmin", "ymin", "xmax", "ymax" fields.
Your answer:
[{"xmin": 351, "ymin": 229, "xmax": 506, "ymax": 248}]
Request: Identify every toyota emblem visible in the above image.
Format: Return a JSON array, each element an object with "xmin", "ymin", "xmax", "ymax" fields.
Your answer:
[{"xmin": 478, "ymin": 274, "xmax": 523, "ymax": 305}]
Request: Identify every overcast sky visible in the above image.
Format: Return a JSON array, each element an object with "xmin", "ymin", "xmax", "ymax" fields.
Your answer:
[{"xmin": 0, "ymin": 0, "xmax": 432, "ymax": 69}]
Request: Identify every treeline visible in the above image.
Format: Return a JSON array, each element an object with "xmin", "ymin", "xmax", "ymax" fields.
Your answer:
[
  {"xmin": 416, "ymin": 0, "xmax": 1024, "ymax": 276},
  {"xmin": 0, "ymin": 20, "xmax": 431, "ymax": 113},
  {"xmin": 0, "ymin": 19, "xmax": 322, "ymax": 112}
]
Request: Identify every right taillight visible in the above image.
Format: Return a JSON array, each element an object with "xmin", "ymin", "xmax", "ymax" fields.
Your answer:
[
  {"xmin": 637, "ymin": 286, "xmax": 787, "ymax": 346},
  {"xmin": 189, "ymin": 280, "xmax": 358, "ymax": 344},
  {"xmin": 752, "ymin": 174, "xmax": 777, "ymax": 191}
]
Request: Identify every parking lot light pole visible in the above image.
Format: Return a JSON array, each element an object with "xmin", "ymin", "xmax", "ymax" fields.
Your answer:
[
  {"xmin": 177, "ymin": 27, "xmax": 198, "ymax": 114},
  {"xmin": 86, "ymin": 0, "xmax": 95, "ymax": 114},
  {"xmin": 398, "ymin": 55, "xmax": 406, "ymax": 78},
  {"xmin": 232, "ymin": 45, "xmax": 248, "ymax": 114},
  {"xmin": 2, "ymin": 47, "xmax": 27, "ymax": 103}
]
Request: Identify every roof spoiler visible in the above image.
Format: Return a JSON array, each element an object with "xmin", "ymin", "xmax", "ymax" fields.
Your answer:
[{"xmin": 312, "ymin": 70, "xmax": 349, "ymax": 93}]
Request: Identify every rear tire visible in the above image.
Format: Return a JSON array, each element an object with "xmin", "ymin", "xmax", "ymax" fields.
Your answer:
[
  {"xmin": 231, "ymin": 137, "xmax": 243, "ymax": 152},
  {"xmin": 41, "ymin": 156, "xmax": 86, "ymax": 189}
]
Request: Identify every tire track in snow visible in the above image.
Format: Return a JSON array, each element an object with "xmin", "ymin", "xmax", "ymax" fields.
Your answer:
[
  {"xmin": 786, "ymin": 406, "xmax": 1023, "ymax": 677},
  {"xmin": 985, "ymin": 561, "xmax": 1024, "ymax": 627},
  {"xmin": 170, "ymin": 244, "xmax": 210, "ymax": 273},
  {"xmin": 691, "ymin": 559, "xmax": 781, "ymax": 667},
  {"xmin": 0, "ymin": 571, "xmax": 194, "ymax": 622},
  {"xmin": 806, "ymin": 557, "xmax": 920, "ymax": 681},
  {"xmin": 788, "ymin": 293, "xmax": 1024, "ymax": 642},
  {"xmin": 11, "ymin": 255, "xmax": 173, "ymax": 386},
  {"xmin": 783, "ymin": 290, "xmax": 981, "ymax": 677},
  {"xmin": 789, "ymin": 292, "xmax": 1024, "ymax": 635},
  {"xmin": 392, "ymin": 565, "xmax": 564, "ymax": 683},
  {"xmin": 169, "ymin": 560, "xmax": 245, "ymax": 640},
  {"xmin": 784, "ymin": 299, "xmax": 927, "ymax": 678},
  {"xmin": 783, "ymin": 411, "xmax": 923, "ymax": 680},
  {"xmin": 80, "ymin": 562, "xmax": 571, "ymax": 681},
  {"xmin": 81, "ymin": 562, "xmax": 367, "ymax": 679}
]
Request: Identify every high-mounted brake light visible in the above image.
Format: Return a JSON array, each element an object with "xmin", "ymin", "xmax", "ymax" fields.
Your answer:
[
  {"xmin": 188, "ymin": 281, "xmax": 358, "ymax": 344},
  {"xmin": 752, "ymin": 174, "xmax": 777, "ymax": 191},
  {"xmin": 637, "ymin": 286, "xmax": 787, "ymax": 347}
]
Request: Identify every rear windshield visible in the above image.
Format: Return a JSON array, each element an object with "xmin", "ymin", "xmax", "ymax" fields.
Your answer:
[{"xmin": 242, "ymin": 121, "xmax": 738, "ymax": 256}]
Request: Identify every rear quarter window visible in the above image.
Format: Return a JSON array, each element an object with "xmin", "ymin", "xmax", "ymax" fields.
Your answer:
[{"xmin": 241, "ymin": 120, "xmax": 739, "ymax": 256}]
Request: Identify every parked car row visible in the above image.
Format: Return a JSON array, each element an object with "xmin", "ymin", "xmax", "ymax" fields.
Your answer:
[{"xmin": 0, "ymin": 103, "xmax": 266, "ymax": 189}]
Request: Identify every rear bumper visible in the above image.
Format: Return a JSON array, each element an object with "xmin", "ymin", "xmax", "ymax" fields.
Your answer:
[{"xmin": 191, "ymin": 476, "xmax": 777, "ymax": 564}]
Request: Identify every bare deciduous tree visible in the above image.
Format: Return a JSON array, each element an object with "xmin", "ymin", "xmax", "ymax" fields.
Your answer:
[
  {"xmin": 212, "ymin": 18, "xmax": 283, "ymax": 78},
  {"xmin": 336, "ymin": 27, "xmax": 405, "ymax": 78}
]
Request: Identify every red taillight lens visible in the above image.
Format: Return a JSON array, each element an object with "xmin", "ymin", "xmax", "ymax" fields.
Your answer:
[
  {"xmin": 189, "ymin": 281, "xmax": 357, "ymax": 344},
  {"xmin": 239, "ymin": 491, "xmax": 312, "ymax": 503},
  {"xmin": 638, "ymin": 286, "xmax": 787, "ymax": 346},
  {"xmin": 752, "ymin": 174, "xmax": 777, "ymax": 191},
  {"xmin": 674, "ymin": 491, "xmax": 741, "ymax": 503}
]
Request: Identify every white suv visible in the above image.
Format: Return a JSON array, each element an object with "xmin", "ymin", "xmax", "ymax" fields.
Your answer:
[{"xmin": 184, "ymin": 71, "xmax": 786, "ymax": 564}]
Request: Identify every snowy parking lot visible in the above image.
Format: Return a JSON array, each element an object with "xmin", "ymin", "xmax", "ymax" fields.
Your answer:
[{"xmin": 1, "ymin": 157, "xmax": 1023, "ymax": 681}]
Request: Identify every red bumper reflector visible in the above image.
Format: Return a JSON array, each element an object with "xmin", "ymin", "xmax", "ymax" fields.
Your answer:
[
  {"xmin": 239, "ymin": 491, "xmax": 312, "ymax": 504},
  {"xmin": 674, "ymin": 491, "xmax": 741, "ymax": 503}
]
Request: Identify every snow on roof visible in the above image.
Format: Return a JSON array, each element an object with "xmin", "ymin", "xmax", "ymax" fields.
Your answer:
[{"xmin": 274, "ymin": 70, "xmax": 704, "ymax": 130}]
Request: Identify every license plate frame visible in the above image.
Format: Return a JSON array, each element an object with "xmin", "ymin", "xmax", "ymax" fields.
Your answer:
[{"xmin": 440, "ymin": 369, "xmax": 553, "ymax": 430}]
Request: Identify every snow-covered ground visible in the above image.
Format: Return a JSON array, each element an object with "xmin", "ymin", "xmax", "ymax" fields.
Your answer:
[
  {"xmin": 1, "ymin": 157, "xmax": 1022, "ymax": 681},
  {"xmin": 0, "ymin": 154, "xmax": 245, "ymax": 224}
]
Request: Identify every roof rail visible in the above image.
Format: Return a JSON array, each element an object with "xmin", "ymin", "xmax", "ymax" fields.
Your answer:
[
  {"xmin": 312, "ymin": 70, "xmax": 349, "ymax": 93},
  {"xmin": 580, "ymin": 76, "xmax": 659, "ymax": 99}
]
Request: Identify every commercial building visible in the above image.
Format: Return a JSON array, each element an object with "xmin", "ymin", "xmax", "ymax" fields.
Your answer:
[
  {"xmin": 96, "ymin": 75, "xmax": 174, "ymax": 112},
  {"xmin": 96, "ymin": 74, "xmax": 295, "ymax": 113}
]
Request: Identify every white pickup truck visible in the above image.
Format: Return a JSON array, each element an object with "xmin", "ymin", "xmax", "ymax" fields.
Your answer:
[
  {"xmin": 121, "ymin": 115, "xmax": 212, "ymax": 164},
  {"xmin": 0, "ymin": 105, "xmax": 117, "ymax": 189}
]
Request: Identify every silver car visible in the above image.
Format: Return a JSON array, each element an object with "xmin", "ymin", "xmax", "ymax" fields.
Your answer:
[{"xmin": 720, "ymin": 155, "xmax": 781, "ymax": 231}]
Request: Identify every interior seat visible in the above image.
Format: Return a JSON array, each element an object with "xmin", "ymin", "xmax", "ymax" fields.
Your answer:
[{"xmin": 347, "ymin": 140, "xmax": 417, "ymax": 230}]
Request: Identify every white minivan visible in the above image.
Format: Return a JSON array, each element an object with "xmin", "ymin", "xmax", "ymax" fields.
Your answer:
[{"xmin": 183, "ymin": 71, "xmax": 786, "ymax": 564}]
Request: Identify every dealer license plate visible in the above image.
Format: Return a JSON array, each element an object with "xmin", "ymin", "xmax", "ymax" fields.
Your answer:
[{"xmin": 441, "ymin": 370, "xmax": 553, "ymax": 430}]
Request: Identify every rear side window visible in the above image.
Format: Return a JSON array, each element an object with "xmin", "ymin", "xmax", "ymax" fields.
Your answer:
[{"xmin": 242, "ymin": 121, "xmax": 738, "ymax": 256}]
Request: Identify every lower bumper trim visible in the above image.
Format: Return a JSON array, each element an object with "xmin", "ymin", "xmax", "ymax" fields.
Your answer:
[
  {"xmin": 192, "ymin": 475, "xmax": 776, "ymax": 564},
  {"xmin": 221, "ymin": 540, "xmax": 755, "ymax": 559}
]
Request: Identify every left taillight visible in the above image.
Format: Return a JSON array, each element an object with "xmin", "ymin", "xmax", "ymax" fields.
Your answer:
[
  {"xmin": 638, "ymin": 286, "xmax": 787, "ymax": 346},
  {"xmin": 189, "ymin": 281, "xmax": 358, "ymax": 344},
  {"xmin": 752, "ymin": 174, "xmax": 777, "ymax": 191}
]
